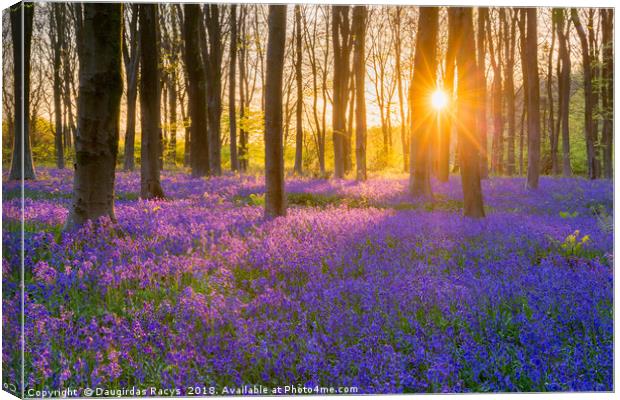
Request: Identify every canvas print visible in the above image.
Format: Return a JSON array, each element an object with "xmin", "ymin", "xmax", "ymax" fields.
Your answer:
[{"xmin": 1, "ymin": 1, "xmax": 614, "ymax": 397}]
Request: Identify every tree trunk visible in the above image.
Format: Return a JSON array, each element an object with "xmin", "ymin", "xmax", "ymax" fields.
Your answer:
[
  {"xmin": 455, "ymin": 7, "xmax": 485, "ymax": 218},
  {"xmin": 66, "ymin": 3, "xmax": 123, "ymax": 227},
  {"xmin": 168, "ymin": 73, "xmax": 177, "ymax": 165},
  {"xmin": 183, "ymin": 4, "xmax": 209, "ymax": 176},
  {"xmin": 264, "ymin": 5, "xmax": 287, "ymax": 218},
  {"xmin": 139, "ymin": 4, "xmax": 165, "ymax": 199},
  {"xmin": 394, "ymin": 7, "xmax": 408, "ymax": 172},
  {"xmin": 571, "ymin": 9, "xmax": 596, "ymax": 179},
  {"xmin": 487, "ymin": 10, "xmax": 503, "ymax": 175},
  {"xmin": 345, "ymin": 77, "xmax": 354, "ymax": 174},
  {"xmin": 122, "ymin": 5, "xmax": 139, "ymax": 171},
  {"xmin": 204, "ymin": 5, "xmax": 223, "ymax": 176},
  {"xmin": 477, "ymin": 7, "xmax": 489, "ymax": 179},
  {"xmin": 332, "ymin": 5, "xmax": 352, "ymax": 179},
  {"xmin": 547, "ymin": 13, "xmax": 558, "ymax": 175},
  {"xmin": 9, "ymin": 1, "xmax": 36, "ymax": 181},
  {"xmin": 408, "ymin": 7, "xmax": 439, "ymax": 198},
  {"xmin": 439, "ymin": 8, "xmax": 458, "ymax": 183},
  {"xmin": 504, "ymin": 11, "xmax": 516, "ymax": 175},
  {"xmin": 229, "ymin": 4, "xmax": 239, "ymax": 171},
  {"xmin": 238, "ymin": 6, "xmax": 249, "ymax": 172},
  {"xmin": 61, "ymin": 3, "xmax": 75, "ymax": 151},
  {"xmin": 525, "ymin": 8, "xmax": 541, "ymax": 190},
  {"xmin": 556, "ymin": 9, "xmax": 572, "ymax": 177},
  {"xmin": 353, "ymin": 6, "xmax": 367, "ymax": 181},
  {"xmin": 601, "ymin": 8, "xmax": 613, "ymax": 179},
  {"xmin": 587, "ymin": 10, "xmax": 601, "ymax": 178},
  {"xmin": 51, "ymin": 3, "xmax": 65, "ymax": 169},
  {"xmin": 293, "ymin": 5, "xmax": 304, "ymax": 175}
]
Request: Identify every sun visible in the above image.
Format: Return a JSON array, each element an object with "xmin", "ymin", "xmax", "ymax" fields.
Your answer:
[{"xmin": 431, "ymin": 89, "xmax": 448, "ymax": 110}]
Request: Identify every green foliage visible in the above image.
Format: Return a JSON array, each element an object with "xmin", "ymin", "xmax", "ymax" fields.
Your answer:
[{"xmin": 559, "ymin": 210, "xmax": 579, "ymax": 219}]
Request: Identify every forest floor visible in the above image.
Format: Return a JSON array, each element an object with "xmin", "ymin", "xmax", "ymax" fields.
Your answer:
[{"xmin": 2, "ymin": 168, "xmax": 613, "ymax": 393}]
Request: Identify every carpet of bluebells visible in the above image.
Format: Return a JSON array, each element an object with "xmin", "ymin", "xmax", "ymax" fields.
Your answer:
[{"xmin": 2, "ymin": 168, "xmax": 613, "ymax": 394}]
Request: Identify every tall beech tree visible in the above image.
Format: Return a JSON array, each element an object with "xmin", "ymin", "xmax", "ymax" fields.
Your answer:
[
  {"xmin": 61, "ymin": 8, "xmax": 76, "ymax": 151},
  {"xmin": 454, "ymin": 7, "xmax": 485, "ymax": 218},
  {"xmin": 162, "ymin": 5, "xmax": 181, "ymax": 166},
  {"xmin": 237, "ymin": 6, "xmax": 248, "ymax": 172},
  {"xmin": 487, "ymin": 9, "xmax": 503, "ymax": 175},
  {"xmin": 8, "ymin": 1, "xmax": 36, "ymax": 181},
  {"xmin": 601, "ymin": 8, "xmax": 613, "ymax": 179},
  {"xmin": 183, "ymin": 4, "xmax": 209, "ymax": 176},
  {"xmin": 571, "ymin": 9, "xmax": 596, "ymax": 179},
  {"xmin": 525, "ymin": 8, "xmax": 541, "ymax": 190},
  {"xmin": 517, "ymin": 9, "xmax": 527, "ymax": 176},
  {"xmin": 547, "ymin": 13, "xmax": 558, "ymax": 175},
  {"xmin": 353, "ymin": 5, "xmax": 367, "ymax": 181},
  {"xmin": 50, "ymin": 3, "xmax": 65, "ymax": 169},
  {"xmin": 122, "ymin": 4, "xmax": 139, "ymax": 171},
  {"xmin": 332, "ymin": 5, "xmax": 352, "ymax": 179},
  {"xmin": 66, "ymin": 3, "xmax": 123, "ymax": 227},
  {"xmin": 293, "ymin": 5, "xmax": 304, "ymax": 175},
  {"xmin": 555, "ymin": 9, "xmax": 572, "ymax": 177},
  {"xmin": 203, "ymin": 4, "xmax": 223, "ymax": 176},
  {"xmin": 439, "ymin": 8, "xmax": 458, "ymax": 183},
  {"xmin": 409, "ymin": 7, "xmax": 439, "ymax": 198},
  {"xmin": 393, "ymin": 7, "xmax": 408, "ymax": 172},
  {"xmin": 477, "ymin": 7, "xmax": 489, "ymax": 179},
  {"xmin": 264, "ymin": 5, "xmax": 287, "ymax": 217},
  {"xmin": 503, "ymin": 10, "xmax": 517, "ymax": 175},
  {"xmin": 229, "ymin": 4, "xmax": 239, "ymax": 171},
  {"xmin": 139, "ymin": 4, "xmax": 165, "ymax": 199}
]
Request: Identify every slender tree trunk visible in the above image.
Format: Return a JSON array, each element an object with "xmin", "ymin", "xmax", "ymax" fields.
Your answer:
[
  {"xmin": 517, "ymin": 10, "xmax": 527, "ymax": 176},
  {"xmin": 51, "ymin": 4, "xmax": 65, "ymax": 169},
  {"xmin": 477, "ymin": 7, "xmax": 489, "ymax": 179},
  {"xmin": 66, "ymin": 3, "xmax": 123, "ymax": 227},
  {"xmin": 601, "ymin": 9, "xmax": 613, "ymax": 179},
  {"xmin": 344, "ymin": 77, "xmax": 354, "ymax": 174},
  {"xmin": 238, "ymin": 6, "xmax": 248, "ymax": 172},
  {"xmin": 122, "ymin": 5, "xmax": 139, "ymax": 171},
  {"xmin": 556, "ymin": 9, "xmax": 572, "ymax": 177},
  {"xmin": 9, "ymin": 1, "xmax": 36, "ymax": 181},
  {"xmin": 353, "ymin": 6, "xmax": 367, "ymax": 181},
  {"xmin": 571, "ymin": 9, "xmax": 596, "ymax": 179},
  {"xmin": 525, "ymin": 8, "xmax": 541, "ymax": 190},
  {"xmin": 394, "ymin": 7, "xmax": 408, "ymax": 172},
  {"xmin": 332, "ymin": 5, "xmax": 352, "ymax": 179},
  {"xmin": 488, "ymin": 10, "xmax": 503, "ymax": 175},
  {"xmin": 168, "ymin": 74, "xmax": 177, "ymax": 165},
  {"xmin": 183, "ymin": 4, "xmax": 209, "ymax": 176},
  {"xmin": 139, "ymin": 4, "xmax": 164, "ymax": 199},
  {"xmin": 588, "ymin": 10, "xmax": 601, "ymax": 178},
  {"xmin": 264, "ymin": 5, "xmax": 287, "ymax": 217},
  {"xmin": 160, "ymin": 79, "xmax": 168, "ymax": 170},
  {"xmin": 547, "ymin": 13, "xmax": 558, "ymax": 175},
  {"xmin": 439, "ymin": 8, "xmax": 458, "ymax": 183},
  {"xmin": 180, "ymin": 86, "xmax": 191, "ymax": 167},
  {"xmin": 455, "ymin": 7, "xmax": 485, "ymax": 218},
  {"xmin": 409, "ymin": 7, "xmax": 439, "ymax": 198},
  {"xmin": 293, "ymin": 5, "xmax": 304, "ymax": 175},
  {"xmin": 204, "ymin": 5, "xmax": 223, "ymax": 176},
  {"xmin": 61, "ymin": 4, "xmax": 75, "ymax": 151},
  {"xmin": 229, "ymin": 4, "xmax": 239, "ymax": 171},
  {"xmin": 504, "ymin": 12, "xmax": 516, "ymax": 175}
]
